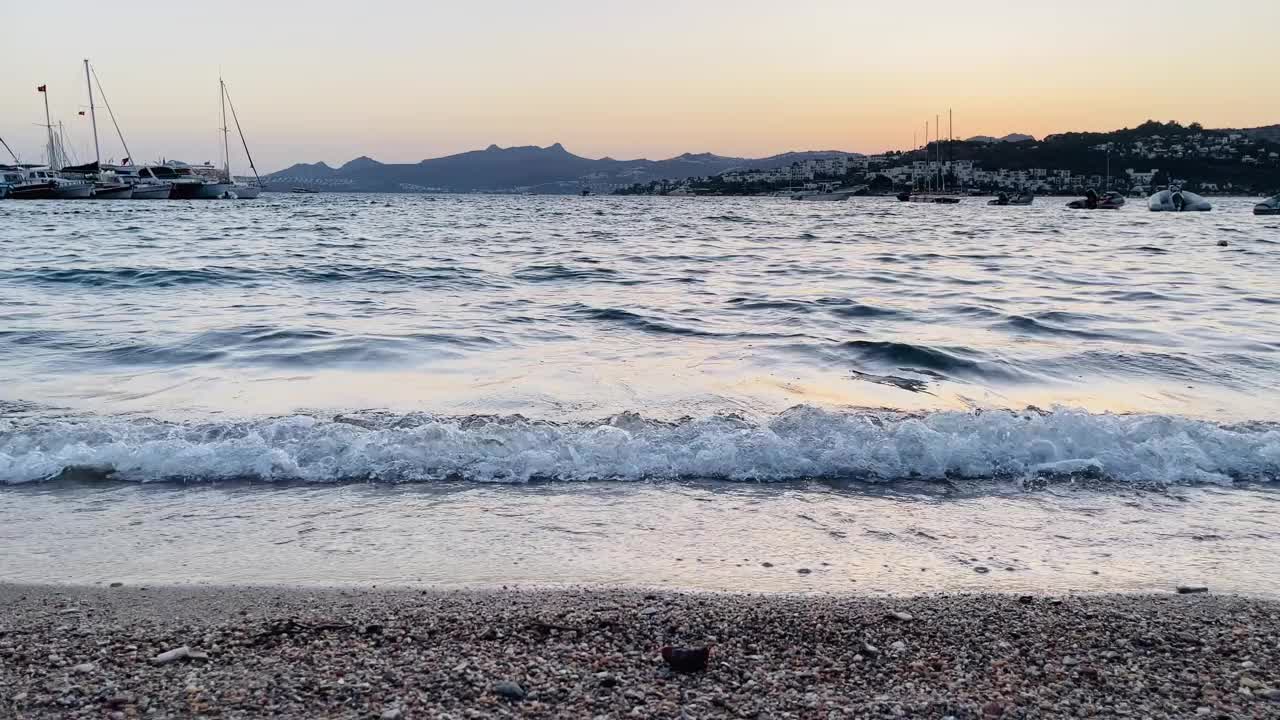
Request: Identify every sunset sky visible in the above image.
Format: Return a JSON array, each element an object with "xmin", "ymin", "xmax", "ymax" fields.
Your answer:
[{"xmin": 4, "ymin": 1, "xmax": 1277, "ymax": 172}]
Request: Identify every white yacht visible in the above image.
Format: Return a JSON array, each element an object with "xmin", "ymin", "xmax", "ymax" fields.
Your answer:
[
  {"xmin": 148, "ymin": 163, "xmax": 231, "ymax": 199},
  {"xmin": 4, "ymin": 166, "xmax": 93, "ymax": 199},
  {"xmin": 1254, "ymin": 195, "xmax": 1279, "ymax": 216},
  {"xmin": 105, "ymin": 165, "xmax": 172, "ymax": 199}
]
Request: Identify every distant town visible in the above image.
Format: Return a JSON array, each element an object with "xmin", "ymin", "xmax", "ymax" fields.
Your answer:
[{"xmin": 615, "ymin": 121, "xmax": 1280, "ymax": 198}]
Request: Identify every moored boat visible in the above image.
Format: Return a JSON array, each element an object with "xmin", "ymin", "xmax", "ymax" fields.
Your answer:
[
  {"xmin": 1252, "ymin": 195, "xmax": 1278, "ymax": 216},
  {"xmin": 217, "ymin": 77, "xmax": 264, "ymax": 199},
  {"xmin": 105, "ymin": 165, "xmax": 172, "ymax": 199},
  {"xmin": 988, "ymin": 191, "xmax": 1034, "ymax": 206},
  {"xmin": 1067, "ymin": 189, "xmax": 1125, "ymax": 210},
  {"xmin": 899, "ymin": 192, "xmax": 961, "ymax": 204},
  {"xmin": 1148, "ymin": 187, "xmax": 1212, "ymax": 212},
  {"xmin": 792, "ymin": 183, "xmax": 865, "ymax": 201}
]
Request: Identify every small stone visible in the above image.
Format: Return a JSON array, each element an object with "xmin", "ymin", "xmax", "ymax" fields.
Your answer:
[
  {"xmin": 72, "ymin": 662, "xmax": 95, "ymax": 673},
  {"xmin": 890, "ymin": 640, "xmax": 906, "ymax": 652},
  {"xmin": 152, "ymin": 646, "xmax": 191, "ymax": 664},
  {"xmin": 1177, "ymin": 586, "xmax": 1209, "ymax": 595},
  {"xmin": 797, "ymin": 568, "xmax": 812, "ymax": 575},
  {"xmin": 982, "ymin": 701, "xmax": 1005, "ymax": 717},
  {"xmin": 493, "ymin": 680, "xmax": 526, "ymax": 701},
  {"xmin": 640, "ymin": 606, "xmax": 661, "ymax": 616},
  {"xmin": 477, "ymin": 627, "xmax": 498, "ymax": 641},
  {"xmin": 109, "ymin": 713, "xmax": 125, "ymax": 720},
  {"xmin": 761, "ymin": 562, "xmax": 774, "ymax": 568},
  {"xmin": 109, "ymin": 582, "xmax": 124, "ymax": 588},
  {"xmin": 59, "ymin": 608, "xmax": 81, "ymax": 615},
  {"xmin": 1196, "ymin": 708, "xmax": 1212, "ymax": 716},
  {"xmin": 381, "ymin": 708, "xmax": 403, "ymax": 720},
  {"xmin": 11, "ymin": 693, "xmax": 27, "ymax": 702},
  {"xmin": 1018, "ymin": 595, "xmax": 1034, "ymax": 605},
  {"xmin": 888, "ymin": 611, "xmax": 913, "ymax": 622},
  {"xmin": 1062, "ymin": 656, "xmax": 1079, "ymax": 667},
  {"xmin": 862, "ymin": 642, "xmax": 880, "ymax": 657},
  {"xmin": 974, "ymin": 566, "xmax": 990, "ymax": 574},
  {"xmin": 597, "ymin": 672, "xmax": 618, "ymax": 688},
  {"xmin": 107, "ymin": 693, "xmax": 135, "ymax": 708},
  {"xmin": 1241, "ymin": 676, "xmax": 1263, "ymax": 690},
  {"xmin": 1218, "ymin": 240, "xmax": 1229, "ymax": 247}
]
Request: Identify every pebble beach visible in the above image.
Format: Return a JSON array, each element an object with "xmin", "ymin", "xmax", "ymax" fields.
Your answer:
[{"xmin": 2, "ymin": 585, "xmax": 1278, "ymax": 719}]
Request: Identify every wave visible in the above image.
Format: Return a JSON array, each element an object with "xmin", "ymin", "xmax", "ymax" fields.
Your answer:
[
  {"xmin": 0, "ymin": 265, "xmax": 498, "ymax": 290},
  {"xmin": 2, "ymin": 406, "xmax": 1276, "ymax": 486}
]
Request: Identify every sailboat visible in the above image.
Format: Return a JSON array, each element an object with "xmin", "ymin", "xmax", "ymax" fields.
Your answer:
[
  {"xmin": 33, "ymin": 85, "xmax": 93, "ymax": 198},
  {"xmin": 897, "ymin": 114, "xmax": 961, "ymax": 203},
  {"xmin": 75, "ymin": 60, "xmax": 172, "ymax": 199},
  {"xmin": 219, "ymin": 78, "xmax": 262, "ymax": 199}
]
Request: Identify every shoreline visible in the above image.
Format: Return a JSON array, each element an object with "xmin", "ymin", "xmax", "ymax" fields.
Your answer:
[{"xmin": 3, "ymin": 585, "xmax": 1277, "ymax": 718}]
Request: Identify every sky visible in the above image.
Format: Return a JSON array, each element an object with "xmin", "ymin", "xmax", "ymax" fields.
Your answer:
[{"xmin": 4, "ymin": 1, "xmax": 1278, "ymax": 173}]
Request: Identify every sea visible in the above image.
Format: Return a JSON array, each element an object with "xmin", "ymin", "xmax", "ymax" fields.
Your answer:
[{"xmin": 2, "ymin": 194, "xmax": 1278, "ymax": 595}]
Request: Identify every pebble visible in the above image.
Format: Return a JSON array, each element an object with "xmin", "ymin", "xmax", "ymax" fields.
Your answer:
[
  {"xmin": 1218, "ymin": 240, "xmax": 1229, "ymax": 247},
  {"xmin": 974, "ymin": 566, "xmax": 990, "ymax": 574},
  {"xmin": 493, "ymin": 680, "xmax": 526, "ymax": 701},
  {"xmin": 72, "ymin": 662, "xmax": 95, "ymax": 673},
  {"xmin": 381, "ymin": 708, "xmax": 403, "ymax": 719},
  {"xmin": 1177, "ymin": 586, "xmax": 1210, "ymax": 595},
  {"xmin": 890, "ymin": 640, "xmax": 906, "ymax": 652},
  {"xmin": 982, "ymin": 700, "xmax": 1005, "ymax": 716},
  {"xmin": 888, "ymin": 611, "xmax": 914, "ymax": 622},
  {"xmin": 797, "ymin": 568, "xmax": 812, "ymax": 575},
  {"xmin": 152, "ymin": 646, "xmax": 191, "ymax": 664},
  {"xmin": 109, "ymin": 582, "xmax": 124, "ymax": 588}
]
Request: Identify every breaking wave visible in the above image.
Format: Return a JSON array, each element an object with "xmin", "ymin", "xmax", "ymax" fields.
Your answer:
[{"xmin": 2, "ymin": 406, "xmax": 1277, "ymax": 487}]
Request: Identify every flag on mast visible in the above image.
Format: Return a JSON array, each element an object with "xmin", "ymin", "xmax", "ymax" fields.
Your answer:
[{"xmin": 37, "ymin": 85, "xmax": 47, "ymax": 92}]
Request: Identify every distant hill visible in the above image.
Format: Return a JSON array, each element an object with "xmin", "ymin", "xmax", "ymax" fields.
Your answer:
[
  {"xmin": 965, "ymin": 133, "xmax": 1036, "ymax": 144},
  {"xmin": 923, "ymin": 120, "xmax": 1280, "ymax": 193},
  {"xmin": 266, "ymin": 145, "xmax": 864, "ymax": 194}
]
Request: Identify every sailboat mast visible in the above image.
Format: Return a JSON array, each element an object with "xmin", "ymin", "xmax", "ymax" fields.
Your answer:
[
  {"xmin": 925, "ymin": 121, "xmax": 930, "ymax": 192},
  {"xmin": 0, "ymin": 136, "xmax": 19, "ymax": 164},
  {"xmin": 42, "ymin": 87, "xmax": 57, "ymax": 170},
  {"xmin": 220, "ymin": 78, "xmax": 231, "ymax": 182},
  {"xmin": 222, "ymin": 81, "xmax": 262, "ymax": 188},
  {"xmin": 936, "ymin": 114, "xmax": 942, "ymax": 192},
  {"xmin": 91, "ymin": 66, "xmax": 134, "ymax": 165},
  {"xmin": 84, "ymin": 59, "xmax": 101, "ymax": 168}
]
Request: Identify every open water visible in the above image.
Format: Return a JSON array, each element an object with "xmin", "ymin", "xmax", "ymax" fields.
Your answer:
[{"xmin": 1, "ymin": 194, "xmax": 1277, "ymax": 593}]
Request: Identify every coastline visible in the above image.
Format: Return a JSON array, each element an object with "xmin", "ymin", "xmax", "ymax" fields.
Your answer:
[{"xmin": 3, "ymin": 584, "xmax": 1277, "ymax": 718}]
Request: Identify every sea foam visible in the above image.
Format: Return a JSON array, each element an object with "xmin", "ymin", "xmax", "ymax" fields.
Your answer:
[{"xmin": 2, "ymin": 406, "xmax": 1277, "ymax": 486}]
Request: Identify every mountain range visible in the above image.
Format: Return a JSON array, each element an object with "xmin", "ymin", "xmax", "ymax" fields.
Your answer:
[{"xmin": 265, "ymin": 144, "xmax": 864, "ymax": 194}]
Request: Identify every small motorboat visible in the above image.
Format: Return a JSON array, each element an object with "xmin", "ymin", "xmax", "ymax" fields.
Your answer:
[
  {"xmin": 1253, "ymin": 195, "xmax": 1279, "ymax": 216},
  {"xmin": 1067, "ymin": 189, "xmax": 1125, "ymax": 210},
  {"xmin": 988, "ymin": 192, "xmax": 1034, "ymax": 206},
  {"xmin": 1148, "ymin": 187, "xmax": 1212, "ymax": 212},
  {"xmin": 792, "ymin": 183, "xmax": 864, "ymax": 201},
  {"xmin": 899, "ymin": 192, "xmax": 960, "ymax": 204},
  {"xmin": 291, "ymin": 187, "xmax": 319, "ymax": 194}
]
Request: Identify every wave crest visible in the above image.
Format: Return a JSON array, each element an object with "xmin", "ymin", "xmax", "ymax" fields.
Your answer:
[{"xmin": 2, "ymin": 407, "xmax": 1277, "ymax": 486}]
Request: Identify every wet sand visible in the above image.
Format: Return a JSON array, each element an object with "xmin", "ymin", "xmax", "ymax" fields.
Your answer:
[{"xmin": 1, "ymin": 584, "xmax": 1277, "ymax": 719}]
